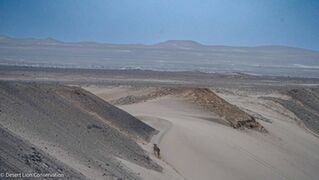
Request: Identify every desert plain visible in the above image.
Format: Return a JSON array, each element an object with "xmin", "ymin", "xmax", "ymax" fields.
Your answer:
[{"xmin": 0, "ymin": 66, "xmax": 318, "ymax": 180}]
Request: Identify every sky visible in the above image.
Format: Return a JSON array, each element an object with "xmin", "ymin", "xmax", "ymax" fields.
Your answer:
[{"xmin": 0, "ymin": 0, "xmax": 318, "ymax": 50}]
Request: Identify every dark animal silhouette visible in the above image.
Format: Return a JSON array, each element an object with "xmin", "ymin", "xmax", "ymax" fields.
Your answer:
[{"xmin": 153, "ymin": 144, "xmax": 160, "ymax": 158}]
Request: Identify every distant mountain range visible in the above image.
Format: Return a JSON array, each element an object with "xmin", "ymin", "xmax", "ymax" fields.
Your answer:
[{"xmin": 1, "ymin": 36, "xmax": 319, "ymax": 78}]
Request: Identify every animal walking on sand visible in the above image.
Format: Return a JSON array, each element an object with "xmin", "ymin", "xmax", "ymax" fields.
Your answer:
[{"xmin": 153, "ymin": 144, "xmax": 160, "ymax": 158}]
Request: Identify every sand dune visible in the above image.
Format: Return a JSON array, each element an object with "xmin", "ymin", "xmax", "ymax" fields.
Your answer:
[
  {"xmin": 87, "ymin": 86, "xmax": 265, "ymax": 131},
  {"xmin": 119, "ymin": 95, "xmax": 319, "ymax": 180},
  {"xmin": 85, "ymin": 85, "xmax": 319, "ymax": 180}
]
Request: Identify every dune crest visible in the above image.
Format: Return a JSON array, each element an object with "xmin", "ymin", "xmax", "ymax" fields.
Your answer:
[
  {"xmin": 109, "ymin": 86, "xmax": 266, "ymax": 131},
  {"xmin": 180, "ymin": 88, "xmax": 266, "ymax": 131}
]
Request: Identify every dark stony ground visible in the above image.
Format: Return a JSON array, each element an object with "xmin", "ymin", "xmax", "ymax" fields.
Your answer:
[{"xmin": 1, "ymin": 65, "xmax": 319, "ymax": 89}]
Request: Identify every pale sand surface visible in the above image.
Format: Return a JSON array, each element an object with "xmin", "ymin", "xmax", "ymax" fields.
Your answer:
[
  {"xmin": 84, "ymin": 85, "xmax": 156, "ymax": 102},
  {"xmin": 118, "ymin": 156, "xmax": 184, "ymax": 180},
  {"xmin": 119, "ymin": 95, "xmax": 319, "ymax": 180}
]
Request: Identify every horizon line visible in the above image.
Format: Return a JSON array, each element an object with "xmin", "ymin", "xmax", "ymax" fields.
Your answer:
[{"xmin": 1, "ymin": 34, "xmax": 318, "ymax": 52}]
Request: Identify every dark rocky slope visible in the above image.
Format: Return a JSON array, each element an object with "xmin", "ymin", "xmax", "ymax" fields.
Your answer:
[
  {"xmin": 270, "ymin": 87, "xmax": 319, "ymax": 135},
  {"xmin": 181, "ymin": 88, "xmax": 266, "ymax": 131}
]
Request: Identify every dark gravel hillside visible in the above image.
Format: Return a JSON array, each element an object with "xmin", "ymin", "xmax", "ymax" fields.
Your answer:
[
  {"xmin": 0, "ymin": 81, "xmax": 161, "ymax": 180},
  {"xmin": 0, "ymin": 125, "xmax": 85, "ymax": 179},
  {"xmin": 269, "ymin": 87, "xmax": 319, "ymax": 135},
  {"xmin": 56, "ymin": 86, "xmax": 157, "ymax": 141}
]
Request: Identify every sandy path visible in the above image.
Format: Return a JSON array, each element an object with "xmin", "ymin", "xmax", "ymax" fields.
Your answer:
[{"xmin": 120, "ymin": 96, "xmax": 319, "ymax": 180}]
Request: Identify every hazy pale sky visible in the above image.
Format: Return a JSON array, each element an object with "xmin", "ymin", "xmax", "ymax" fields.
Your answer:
[{"xmin": 0, "ymin": 0, "xmax": 318, "ymax": 50}]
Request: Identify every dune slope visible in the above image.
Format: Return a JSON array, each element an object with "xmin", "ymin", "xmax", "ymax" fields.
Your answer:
[
  {"xmin": 0, "ymin": 81, "xmax": 161, "ymax": 180},
  {"xmin": 0, "ymin": 125, "xmax": 85, "ymax": 179},
  {"xmin": 120, "ymin": 91, "xmax": 319, "ymax": 180},
  {"xmin": 100, "ymin": 86, "xmax": 265, "ymax": 131}
]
